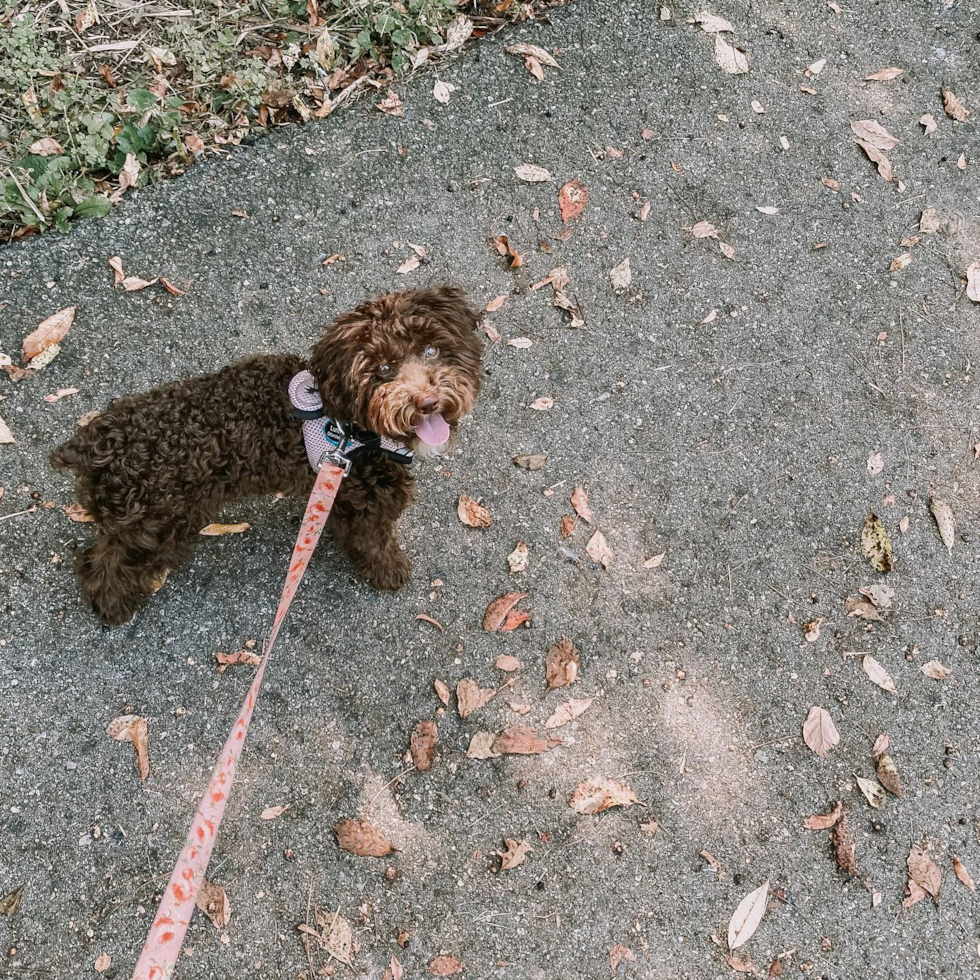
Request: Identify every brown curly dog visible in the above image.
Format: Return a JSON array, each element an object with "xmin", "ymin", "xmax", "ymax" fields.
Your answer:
[{"xmin": 50, "ymin": 286, "xmax": 483, "ymax": 625}]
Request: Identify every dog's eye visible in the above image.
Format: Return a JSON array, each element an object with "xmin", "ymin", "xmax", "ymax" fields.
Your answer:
[
  {"xmin": 424, "ymin": 346, "xmax": 439, "ymax": 359},
  {"xmin": 377, "ymin": 363, "xmax": 392, "ymax": 378}
]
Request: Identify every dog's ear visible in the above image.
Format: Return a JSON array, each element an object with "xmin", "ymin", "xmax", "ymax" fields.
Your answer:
[
  {"xmin": 408, "ymin": 285, "xmax": 481, "ymax": 339},
  {"xmin": 308, "ymin": 306, "xmax": 373, "ymax": 422}
]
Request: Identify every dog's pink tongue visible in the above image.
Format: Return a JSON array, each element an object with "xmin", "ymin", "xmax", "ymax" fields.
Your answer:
[{"xmin": 415, "ymin": 413, "xmax": 450, "ymax": 446}]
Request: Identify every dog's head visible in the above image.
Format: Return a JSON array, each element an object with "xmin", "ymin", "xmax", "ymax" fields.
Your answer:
[{"xmin": 309, "ymin": 286, "xmax": 483, "ymax": 452}]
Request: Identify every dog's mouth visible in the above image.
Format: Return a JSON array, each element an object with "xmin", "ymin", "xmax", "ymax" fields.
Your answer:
[{"xmin": 410, "ymin": 412, "xmax": 451, "ymax": 446}]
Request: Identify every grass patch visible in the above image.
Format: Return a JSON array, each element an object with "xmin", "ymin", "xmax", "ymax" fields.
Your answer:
[{"xmin": 0, "ymin": 0, "xmax": 557, "ymax": 241}]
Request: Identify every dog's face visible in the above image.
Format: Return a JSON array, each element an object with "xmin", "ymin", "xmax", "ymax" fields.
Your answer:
[{"xmin": 309, "ymin": 286, "xmax": 483, "ymax": 451}]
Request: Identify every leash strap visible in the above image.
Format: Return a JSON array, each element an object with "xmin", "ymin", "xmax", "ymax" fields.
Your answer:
[{"xmin": 132, "ymin": 463, "xmax": 344, "ymax": 980}]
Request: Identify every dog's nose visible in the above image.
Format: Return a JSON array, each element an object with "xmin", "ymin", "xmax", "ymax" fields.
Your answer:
[{"xmin": 415, "ymin": 394, "xmax": 439, "ymax": 413}]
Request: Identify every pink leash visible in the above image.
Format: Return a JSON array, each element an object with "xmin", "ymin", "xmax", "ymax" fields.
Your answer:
[{"xmin": 132, "ymin": 463, "xmax": 344, "ymax": 979}]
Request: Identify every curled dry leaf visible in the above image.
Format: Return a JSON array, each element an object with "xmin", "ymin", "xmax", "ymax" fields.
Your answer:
[
  {"xmin": 929, "ymin": 498, "xmax": 955, "ymax": 553},
  {"xmin": 397, "ymin": 254, "xmax": 421, "ymax": 275},
  {"xmin": 23, "ymin": 307, "xmax": 75, "ymax": 361},
  {"xmin": 491, "ymin": 235, "xmax": 523, "ymax": 268},
  {"xmin": 851, "ymin": 120, "xmax": 898, "ymax": 150},
  {"xmin": 546, "ymin": 637, "xmax": 580, "ymax": 690},
  {"xmin": 200, "ymin": 522, "xmax": 250, "ymax": 536},
  {"xmin": 845, "ymin": 595, "xmax": 882, "ymax": 621},
  {"xmin": 514, "ymin": 163, "xmax": 552, "ymax": 183},
  {"xmin": 700, "ymin": 850, "xmax": 725, "ymax": 879},
  {"xmin": 727, "ymin": 879, "xmax": 769, "ymax": 950},
  {"xmin": 803, "ymin": 800, "xmax": 842, "ymax": 830},
  {"xmin": 756, "ymin": 206, "xmax": 780, "ymax": 214},
  {"xmin": 0, "ymin": 417, "xmax": 15, "ymax": 444},
  {"xmin": 411, "ymin": 720, "xmax": 438, "ymax": 771},
  {"xmin": 802, "ymin": 706, "xmax": 839, "ymax": 758},
  {"xmin": 485, "ymin": 294, "xmax": 509, "ymax": 313},
  {"xmin": 429, "ymin": 955, "xmax": 463, "ymax": 976},
  {"xmin": 106, "ymin": 714, "xmax": 150, "ymax": 781},
  {"xmin": 560, "ymin": 515, "xmax": 576, "ymax": 539},
  {"xmin": 966, "ymin": 263, "xmax": 980, "ymax": 303},
  {"xmin": 433, "ymin": 80, "xmax": 454, "ymax": 104},
  {"xmin": 415, "ymin": 613, "xmax": 444, "ymax": 631},
  {"xmin": 586, "ymin": 530, "xmax": 614, "ymax": 568},
  {"xmin": 466, "ymin": 730, "xmax": 500, "ymax": 759},
  {"xmin": 505, "ymin": 43, "xmax": 559, "ymax": 68},
  {"xmin": 544, "ymin": 696, "xmax": 594, "ymax": 729},
  {"xmin": 570, "ymin": 485, "xmax": 593, "ymax": 523},
  {"xmin": 214, "ymin": 649, "xmax": 261, "ymax": 670},
  {"xmin": 334, "ymin": 818, "xmax": 396, "ymax": 857},
  {"xmin": 108, "ymin": 255, "xmax": 125, "ymax": 285},
  {"xmin": 64, "ymin": 502, "xmax": 94, "ymax": 523},
  {"xmin": 919, "ymin": 206, "xmax": 942, "ymax": 233},
  {"xmin": 457, "ymin": 493, "xmax": 491, "ymax": 528},
  {"xmin": 457, "ymin": 677, "xmax": 496, "ymax": 719},
  {"xmin": 160, "ymin": 278, "xmax": 187, "ymax": 296},
  {"xmin": 501, "ymin": 608, "xmax": 530, "ymax": 631},
  {"xmin": 514, "ymin": 453, "xmax": 547, "ymax": 470},
  {"xmin": 642, "ymin": 552, "xmax": 666, "ymax": 569},
  {"xmin": 920, "ymin": 113, "xmax": 938, "ymax": 135},
  {"xmin": 831, "ymin": 811, "xmax": 859, "ymax": 875},
  {"xmin": 29, "ymin": 136, "xmax": 64, "ymax": 156},
  {"xmin": 483, "ymin": 592, "xmax": 528, "ymax": 632},
  {"xmin": 260, "ymin": 804, "xmax": 290, "ymax": 820},
  {"xmin": 609, "ymin": 258, "xmax": 632, "ymax": 290},
  {"xmin": 862, "ymin": 655, "xmax": 898, "ymax": 695},
  {"xmin": 311, "ymin": 908, "xmax": 355, "ymax": 966},
  {"xmin": 434, "ymin": 678, "xmax": 450, "ymax": 704},
  {"xmin": 121, "ymin": 276, "xmax": 157, "ymax": 292},
  {"xmin": 507, "ymin": 541, "xmax": 529, "ymax": 574},
  {"xmin": 492, "ymin": 725, "xmax": 560, "ymax": 755},
  {"xmin": 872, "ymin": 733, "xmax": 890, "ymax": 758},
  {"xmin": 920, "ymin": 659, "xmax": 950, "ymax": 681},
  {"xmin": 953, "ymin": 856, "xmax": 975, "ymax": 891},
  {"xmin": 384, "ymin": 955, "xmax": 405, "ymax": 980},
  {"xmin": 803, "ymin": 619, "xmax": 821, "ymax": 643},
  {"xmin": 942, "ymin": 88, "xmax": 969, "ymax": 122},
  {"xmin": 719, "ymin": 242, "xmax": 737, "ymax": 260},
  {"xmin": 713, "ymin": 33, "xmax": 749, "ymax": 74},
  {"xmin": 723, "ymin": 952, "xmax": 758, "ymax": 975},
  {"xmin": 499, "ymin": 838, "xmax": 531, "ymax": 870},
  {"xmin": 691, "ymin": 220, "xmax": 719, "ymax": 239},
  {"xmin": 907, "ymin": 846, "xmax": 942, "ymax": 900},
  {"xmin": 864, "ymin": 67, "xmax": 904, "ymax": 81},
  {"xmin": 0, "ymin": 885, "xmax": 23, "ymax": 917},
  {"xmin": 44, "ymin": 387, "xmax": 80, "ymax": 403},
  {"xmin": 558, "ymin": 178, "xmax": 588, "ymax": 222},
  {"xmin": 856, "ymin": 776, "xmax": 885, "ymax": 809},
  {"xmin": 195, "ymin": 879, "xmax": 231, "ymax": 929},
  {"xmin": 876, "ymin": 754, "xmax": 901, "ymax": 796},
  {"xmin": 861, "ymin": 513, "xmax": 893, "ymax": 572},
  {"xmin": 569, "ymin": 777, "xmax": 640, "ymax": 815},
  {"xmin": 890, "ymin": 253, "xmax": 913, "ymax": 272}
]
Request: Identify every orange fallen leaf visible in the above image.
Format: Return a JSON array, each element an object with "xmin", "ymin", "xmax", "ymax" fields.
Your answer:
[
  {"xmin": 23, "ymin": 307, "xmax": 75, "ymax": 361},
  {"xmin": 492, "ymin": 725, "xmax": 560, "ymax": 755},
  {"xmin": 569, "ymin": 777, "xmax": 640, "ymax": 814},
  {"xmin": 410, "ymin": 720, "xmax": 438, "ymax": 771},
  {"xmin": 457, "ymin": 677, "xmax": 496, "ymax": 718},
  {"xmin": 415, "ymin": 613, "xmax": 444, "ymax": 631},
  {"xmin": 105, "ymin": 714, "xmax": 149, "ymax": 781},
  {"xmin": 953, "ymin": 856, "xmax": 975, "ymax": 891},
  {"xmin": 482, "ymin": 592, "xmax": 528, "ymax": 632},
  {"xmin": 499, "ymin": 838, "xmax": 531, "ymax": 870},
  {"xmin": 570, "ymin": 485, "xmax": 593, "ymax": 523},
  {"xmin": 500, "ymin": 608, "xmax": 530, "ymax": 631},
  {"xmin": 560, "ymin": 515, "xmax": 576, "ymax": 539},
  {"xmin": 214, "ymin": 649, "xmax": 261, "ymax": 671},
  {"xmin": 334, "ymin": 818, "xmax": 396, "ymax": 857},
  {"xmin": 195, "ymin": 879, "xmax": 231, "ymax": 929},
  {"xmin": 490, "ymin": 234, "xmax": 523, "ymax": 268},
  {"xmin": 545, "ymin": 637, "xmax": 580, "ymax": 690},
  {"xmin": 457, "ymin": 493, "xmax": 491, "ymax": 527},
  {"xmin": 433, "ymin": 678, "xmax": 450, "ymax": 704},
  {"xmin": 558, "ymin": 178, "xmax": 588, "ymax": 223},
  {"xmin": 160, "ymin": 278, "xmax": 187, "ymax": 296},
  {"xmin": 803, "ymin": 800, "xmax": 842, "ymax": 830}
]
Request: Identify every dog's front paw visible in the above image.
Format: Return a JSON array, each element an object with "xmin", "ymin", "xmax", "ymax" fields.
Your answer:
[{"xmin": 366, "ymin": 548, "xmax": 411, "ymax": 591}]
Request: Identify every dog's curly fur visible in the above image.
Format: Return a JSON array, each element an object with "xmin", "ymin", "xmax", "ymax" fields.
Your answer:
[{"xmin": 50, "ymin": 286, "xmax": 483, "ymax": 625}]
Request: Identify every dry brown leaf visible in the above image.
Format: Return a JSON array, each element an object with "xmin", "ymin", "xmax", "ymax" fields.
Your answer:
[
  {"xmin": 377, "ymin": 92, "xmax": 404, "ymax": 116},
  {"xmin": 63, "ymin": 502, "xmax": 94, "ymax": 523},
  {"xmin": 929, "ymin": 498, "xmax": 955, "ymax": 553},
  {"xmin": 544, "ymin": 697, "xmax": 594, "ymax": 729},
  {"xmin": 499, "ymin": 838, "xmax": 531, "ymax": 870},
  {"xmin": 861, "ymin": 512, "xmax": 893, "ymax": 572},
  {"xmin": 199, "ymin": 522, "xmax": 251, "ymax": 536},
  {"xmin": 872, "ymin": 733, "xmax": 890, "ymax": 757},
  {"xmin": 570, "ymin": 485, "xmax": 593, "ymax": 523},
  {"xmin": 312, "ymin": 908, "xmax": 355, "ymax": 966},
  {"xmin": 456, "ymin": 677, "xmax": 497, "ymax": 718},
  {"xmin": 260, "ymin": 804, "xmax": 290, "ymax": 820},
  {"xmin": 831, "ymin": 812, "xmax": 859, "ymax": 875},
  {"xmin": 642, "ymin": 552, "xmax": 666, "ymax": 569},
  {"xmin": 482, "ymin": 592, "xmax": 528, "ymax": 632},
  {"xmin": 410, "ymin": 720, "xmax": 438, "ymax": 772},
  {"xmin": 853, "ymin": 137, "xmax": 893, "ymax": 181},
  {"xmin": 384, "ymin": 955, "xmax": 405, "ymax": 980},
  {"xmin": 485, "ymin": 294, "xmax": 509, "ymax": 312},
  {"xmin": 196, "ymin": 879, "xmax": 231, "ymax": 929},
  {"xmin": 529, "ymin": 396, "xmax": 554, "ymax": 411},
  {"xmin": 415, "ymin": 613, "xmax": 444, "ymax": 631},
  {"xmin": 465, "ymin": 730, "xmax": 500, "ymax": 759},
  {"xmin": 429, "ymin": 955, "xmax": 463, "ymax": 976},
  {"xmin": 851, "ymin": 120, "xmax": 899, "ymax": 150},
  {"xmin": 867, "ymin": 453, "xmax": 884, "ymax": 479},
  {"xmin": 966, "ymin": 262, "xmax": 980, "ymax": 303},
  {"xmin": 920, "ymin": 112, "xmax": 937, "ymax": 135},
  {"xmin": 856, "ymin": 776, "xmax": 885, "ymax": 809},
  {"xmin": 803, "ymin": 618, "xmax": 822, "ymax": 642},
  {"xmin": 505, "ymin": 43, "xmax": 559, "ymax": 68},
  {"xmin": 0, "ymin": 886, "xmax": 23, "ymax": 917},
  {"xmin": 908, "ymin": 846, "xmax": 942, "ymax": 900},
  {"xmin": 724, "ymin": 952, "xmax": 758, "ymax": 974},
  {"xmin": 120, "ymin": 275, "xmax": 157, "ymax": 292},
  {"xmin": 919, "ymin": 206, "xmax": 942, "ymax": 233},
  {"xmin": 507, "ymin": 541, "xmax": 529, "ymax": 573},
  {"xmin": 569, "ymin": 777, "xmax": 640, "ymax": 814},
  {"xmin": 803, "ymin": 800, "xmax": 842, "ymax": 830},
  {"xmin": 514, "ymin": 163, "xmax": 552, "ymax": 183},
  {"xmin": 609, "ymin": 258, "xmax": 632, "ymax": 290},
  {"xmin": 610, "ymin": 944, "xmax": 637, "ymax": 971},
  {"xmin": 864, "ymin": 67, "xmax": 903, "ymax": 81},
  {"xmin": 953, "ymin": 856, "xmax": 975, "ymax": 891},
  {"xmin": 876, "ymin": 754, "xmax": 901, "ymax": 796},
  {"xmin": 0, "ymin": 417, "xmax": 15, "ymax": 444},
  {"xmin": 396, "ymin": 254, "xmax": 421, "ymax": 275},
  {"xmin": 920, "ymin": 659, "xmax": 950, "ymax": 681},
  {"xmin": 942, "ymin": 88, "xmax": 969, "ymax": 122},
  {"xmin": 694, "ymin": 12, "xmax": 734, "ymax": 32},
  {"xmin": 501, "ymin": 608, "xmax": 530, "ymax": 631},
  {"xmin": 890, "ymin": 253, "xmax": 913, "ymax": 271},
  {"xmin": 560, "ymin": 515, "xmax": 576, "ymax": 539},
  {"xmin": 719, "ymin": 242, "xmax": 737, "ymax": 260},
  {"xmin": 434, "ymin": 678, "xmax": 450, "ymax": 704},
  {"xmin": 756, "ymin": 205, "xmax": 780, "ymax": 214},
  {"xmin": 214, "ymin": 649, "xmax": 261, "ymax": 669},
  {"xmin": 29, "ymin": 136, "xmax": 65, "ymax": 156},
  {"xmin": 43, "ymin": 387, "xmax": 80, "ymax": 403},
  {"xmin": 23, "ymin": 307, "xmax": 75, "ymax": 361},
  {"xmin": 802, "ymin": 706, "xmax": 839, "ymax": 758},
  {"xmin": 713, "ymin": 33, "xmax": 749, "ymax": 74},
  {"xmin": 862, "ymin": 655, "xmax": 898, "ymax": 695},
  {"xmin": 558, "ymin": 178, "xmax": 588, "ymax": 222},
  {"xmin": 692, "ymin": 220, "xmax": 719, "ymax": 239},
  {"xmin": 334, "ymin": 818, "xmax": 396, "ymax": 857},
  {"xmin": 495, "ymin": 655, "xmax": 523, "ymax": 672},
  {"xmin": 491, "ymin": 234, "xmax": 523, "ymax": 268},
  {"xmin": 492, "ymin": 725, "xmax": 560, "ymax": 755},
  {"xmin": 700, "ymin": 850, "xmax": 725, "ymax": 879},
  {"xmin": 106, "ymin": 714, "xmax": 149, "ymax": 781},
  {"xmin": 457, "ymin": 493, "xmax": 491, "ymax": 528},
  {"xmin": 94, "ymin": 952, "xmax": 112, "ymax": 973},
  {"xmin": 514, "ymin": 452, "xmax": 547, "ymax": 470},
  {"xmin": 585, "ymin": 530, "xmax": 614, "ymax": 568},
  {"xmin": 546, "ymin": 637, "xmax": 580, "ymax": 690},
  {"xmin": 727, "ymin": 879, "xmax": 769, "ymax": 949},
  {"xmin": 845, "ymin": 595, "xmax": 882, "ymax": 621}
]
